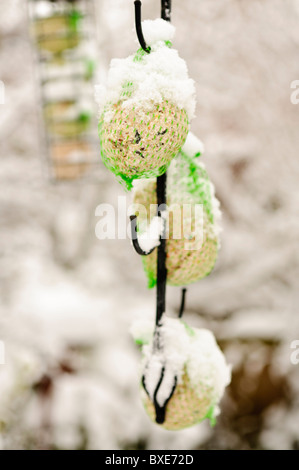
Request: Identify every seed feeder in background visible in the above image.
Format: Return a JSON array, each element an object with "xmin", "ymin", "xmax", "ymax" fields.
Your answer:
[{"xmin": 28, "ymin": 0, "xmax": 99, "ymax": 181}]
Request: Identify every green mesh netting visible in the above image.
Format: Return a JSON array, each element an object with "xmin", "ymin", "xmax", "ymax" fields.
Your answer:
[
  {"xmin": 133, "ymin": 149, "xmax": 220, "ymax": 286},
  {"xmin": 99, "ymin": 100, "xmax": 189, "ymax": 190}
]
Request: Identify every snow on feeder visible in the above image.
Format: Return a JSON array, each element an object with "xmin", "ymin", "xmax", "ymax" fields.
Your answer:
[
  {"xmin": 28, "ymin": 0, "xmax": 98, "ymax": 180},
  {"xmin": 132, "ymin": 316, "xmax": 231, "ymax": 430},
  {"xmin": 96, "ymin": 18, "xmax": 196, "ymax": 190},
  {"xmin": 132, "ymin": 132, "xmax": 222, "ymax": 287}
]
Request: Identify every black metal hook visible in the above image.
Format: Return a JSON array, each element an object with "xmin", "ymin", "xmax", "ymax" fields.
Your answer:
[
  {"xmin": 134, "ymin": 1, "xmax": 151, "ymax": 53},
  {"xmin": 142, "ymin": 366, "xmax": 177, "ymax": 424},
  {"xmin": 178, "ymin": 288, "xmax": 187, "ymax": 318},
  {"xmin": 130, "ymin": 215, "xmax": 156, "ymax": 256},
  {"xmin": 161, "ymin": 0, "xmax": 171, "ymax": 22},
  {"xmin": 153, "ymin": 367, "xmax": 177, "ymax": 424},
  {"xmin": 134, "ymin": 1, "xmax": 172, "ymax": 52}
]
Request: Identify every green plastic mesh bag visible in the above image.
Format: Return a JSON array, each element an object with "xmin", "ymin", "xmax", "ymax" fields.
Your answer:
[
  {"xmin": 132, "ymin": 316, "xmax": 231, "ymax": 430},
  {"xmin": 99, "ymin": 99, "xmax": 189, "ymax": 190},
  {"xmin": 96, "ymin": 22, "xmax": 196, "ymax": 190},
  {"xmin": 133, "ymin": 133, "xmax": 221, "ymax": 287}
]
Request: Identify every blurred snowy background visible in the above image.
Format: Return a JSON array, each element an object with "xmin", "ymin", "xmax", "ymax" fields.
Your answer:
[{"xmin": 1, "ymin": 0, "xmax": 299, "ymax": 450}]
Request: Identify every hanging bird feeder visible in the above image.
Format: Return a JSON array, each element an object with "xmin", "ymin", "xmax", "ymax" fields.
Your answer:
[
  {"xmin": 95, "ymin": 0, "xmax": 231, "ymax": 430},
  {"xmin": 133, "ymin": 132, "xmax": 222, "ymax": 287},
  {"xmin": 28, "ymin": 0, "xmax": 99, "ymax": 181}
]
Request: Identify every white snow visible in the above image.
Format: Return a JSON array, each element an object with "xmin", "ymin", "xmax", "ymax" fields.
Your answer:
[
  {"xmin": 133, "ymin": 316, "xmax": 231, "ymax": 412},
  {"xmin": 95, "ymin": 20, "xmax": 196, "ymax": 122},
  {"xmin": 129, "ymin": 318, "xmax": 153, "ymax": 345},
  {"xmin": 30, "ymin": 1, "xmax": 53, "ymax": 19},
  {"xmin": 137, "ymin": 216, "xmax": 163, "ymax": 254},
  {"xmin": 139, "ymin": 19, "xmax": 175, "ymax": 46},
  {"xmin": 181, "ymin": 132, "xmax": 205, "ymax": 157},
  {"xmin": 206, "ymin": 177, "xmax": 222, "ymax": 239}
]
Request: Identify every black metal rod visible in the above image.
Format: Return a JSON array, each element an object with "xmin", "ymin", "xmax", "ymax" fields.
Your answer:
[
  {"xmin": 129, "ymin": 215, "xmax": 156, "ymax": 256},
  {"xmin": 155, "ymin": 0, "xmax": 171, "ymax": 326},
  {"xmin": 134, "ymin": 1, "xmax": 151, "ymax": 53},
  {"xmin": 161, "ymin": 0, "xmax": 171, "ymax": 21},
  {"xmin": 156, "ymin": 172, "xmax": 167, "ymax": 325},
  {"xmin": 178, "ymin": 288, "xmax": 187, "ymax": 318},
  {"xmin": 133, "ymin": 0, "xmax": 173, "ymax": 425},
  {"xmin": 153, "ymin": 367, "xmax": 177, "ymax": 424}
]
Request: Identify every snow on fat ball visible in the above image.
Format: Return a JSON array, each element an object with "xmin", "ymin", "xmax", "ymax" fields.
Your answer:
[
  {"xmin": 95, "ymin": 19, "xmax": 195, "ymax": 119},
  {"xmin": 181, "ymin": 131, "xmax": 205, "ymax": 158},
  {"xmin": 95, "ymin": 19, "xmax": 196, "ymax": 189},
  {"xmin": 139, "ymin": 18, "xmax": 175, "ymax": 46},
  {"xmin": 135, "ymin": 215, "xmax": 164, "ymax": 254},
  {"xmin": 132, "ymin": 316, "xmax": 231, "ymax": 431},
  {"xmin": 132, "ymin": 132, "xmax": 222, "ymax": 287}
]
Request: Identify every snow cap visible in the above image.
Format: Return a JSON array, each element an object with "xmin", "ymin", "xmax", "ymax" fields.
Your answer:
[
  {"xmin": 95, "ymin": 19, "xmax": 196, "ymax": 122},
  {"xmin": 140, "ymin": 18, "xmax": 175, "ymax": 46},
  {"xmin": 132, "ymin": 316, "xmax": 231, "ymax": 423}
]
